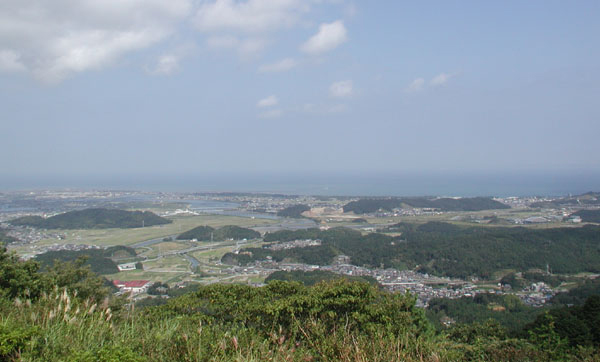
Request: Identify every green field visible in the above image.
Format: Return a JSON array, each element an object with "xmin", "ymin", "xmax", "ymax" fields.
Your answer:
[
  {"xmin": 138, "ymin": 240, "xmax": 192, "ymax": 258},
  {"xmin": 143, "ymin": 254, "xmax": 190, "ymax": 271},
  {"xmin": 103, "ymin": 235, "xmax": 268, "ymax": 284},
  {"xmin": 353, "ymin": 209, "xmax": 572, "ymax": 230},
  {"xmin": 30, "ymin": 214, "xmax": 277, "ymax": 247},
  {"xmin": 104, "ymin": 270, "xmax": 189, "ymax": 284}
]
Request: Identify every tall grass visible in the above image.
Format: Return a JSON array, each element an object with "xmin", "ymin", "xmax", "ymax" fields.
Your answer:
[
  {"xmin": 1, "ymin": 287, "xmax": 598, "ymax": 361},
  {"xmin": 0, "ymin": 287, "xmax": 465, "ymax": 361}
]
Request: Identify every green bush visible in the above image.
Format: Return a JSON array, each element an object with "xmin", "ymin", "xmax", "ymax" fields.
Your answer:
[
  {"xmin": 71, "ymin": 345, "xmax": 145, "ymax": 362},
  {"xmin": 0, "ymin": 323, "xmax": 38, "ymax": 360}
]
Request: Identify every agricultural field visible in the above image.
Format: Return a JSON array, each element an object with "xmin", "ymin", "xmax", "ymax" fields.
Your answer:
[{"xmin": 30, "ymin": 214, "xmax": 278, "ymax": 247}]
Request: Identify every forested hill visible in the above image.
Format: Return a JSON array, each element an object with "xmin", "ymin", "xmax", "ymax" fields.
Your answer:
[
  {"xmin": 224, "ymin": 223, "xmax": 600, "ymax": 279},
  {"xmin": 265, "ymin": 270, "xmax": 378, "ymax": 286},
  {"xmin": 9, "ymin": 208, "xmax": 171, "ymax": 229},
  {"xmin": 530, "ymin": 192, "xmax": 600, "ymax": 208},
  {"xmin": 343, "ymin": 196, "xmax": 510, "ymax": 214},
  {"xmin": 35, "ymin": 245, "xmax": 137, "ymax": 275},
  {"xmin": 177, "ymin": 225, "xmax": 260, "ymax": 241},
  {"xmin": 0, "ymin": 227, "xmax": 17, "ymax": 245},
  {"xmin": 571, "ymin": 209, "xmax": 600, "ymax": 223},
  {"xmin": 277, "ymin": 204, "xmax": 310, "ymax": 218},
  {"xmin": 2, "ymin": 246, "xmax": 600, "ymax": 360}
]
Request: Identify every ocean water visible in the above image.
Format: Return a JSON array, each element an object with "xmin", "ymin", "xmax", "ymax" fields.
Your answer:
[{"xmin": 1, "ymin": 171, "xmax": 599, "ymax": 197}]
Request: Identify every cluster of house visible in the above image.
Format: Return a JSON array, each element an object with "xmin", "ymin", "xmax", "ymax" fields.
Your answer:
[
  {"xmin": 117, "ymin": 262, "xmax": 137, "ymax": 271},
  {"xmin": 266, "ymin": 239, "xmax": 321, "ymax": 251},
  {"xmin": 373, "ymin": 208, "xmax": 443, "ymax": 218},
  {"xmin": 516, "ymin": 282, "xmax": 558, "ymax": 307},
  {"xmin": 1, "ymin": 223, "xmax": 68, "ymax": 247},
  {"xmin": 227, "ymin": 256, "xmax": 478, "ymax": 307},
  {"xmin": 112, "ymin": 280, "xmax": 152, "ymax": 294},
  {"xmin": 18, "ymin": 242, "xmax": 102, "ymax": 260}
]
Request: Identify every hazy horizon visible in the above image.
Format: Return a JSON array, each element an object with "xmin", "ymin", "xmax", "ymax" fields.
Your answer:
[{"xmin": 2, "ymin": 170, "xmax": 599, "ymax": 198}]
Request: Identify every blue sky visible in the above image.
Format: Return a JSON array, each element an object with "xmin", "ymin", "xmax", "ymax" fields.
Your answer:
[{"xmin": 1, "ymin": 0, "xmax": 599, "ymax": 183}]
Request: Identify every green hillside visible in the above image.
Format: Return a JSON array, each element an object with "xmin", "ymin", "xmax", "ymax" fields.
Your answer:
[
  {"xmin": 10, "ymin": 208, "xmax": 171, "ymax": 229},
  {"xmin": 571, "ymin": 209, "xmax": 600, "ymax": 223},
  {"xmin": 277, "ymin": 204, "xmax": 310, "ymax": 218},
  {"xmin": 531, "ymin": 192, "xmax": 600, "ymax": 208},
  {"xmin": 225, "ymin": 223, "xmax": 600, "ymax": 279},
  {"xmin": 177, "ymin": 225, "xmax": 215, "ymax": 240},
  {"xmin": 343, "ymin": 196, "xmax": 510, "ymax": 214},
  {"xmin": 178, "ymin": 225, "xmax": 260, "ymax": 241},
  {"xmin": 0, "ymin": 227, "xmax": 16, "ymax": 245},
  {"xmin": 427, "ymin": 293, "xmax": 541, "ymax": 334},
  {"xmin": 2, "ymin": 247, "xmax": 600, "ymax": 361},
  {"xmin": 214, "ymin": 225, "xmax": 261, "ymax": 240},
  {"xmin": 35, "ymin": 245, "xmax": 137, "ymax": 275},
  {"xmin": 265, "ymin": 270, "xmax": 378, "ymax": 286}
]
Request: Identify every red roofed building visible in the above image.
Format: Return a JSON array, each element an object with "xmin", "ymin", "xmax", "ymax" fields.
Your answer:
[{"xmin": 113, "ymin": 279, "xmax": 152, "ymax": 294}]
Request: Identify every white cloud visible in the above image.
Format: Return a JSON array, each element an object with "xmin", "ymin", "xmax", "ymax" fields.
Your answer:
[
  {"xmin": 195, "ymin": 0, "xmax": 311, "ymax": 57},
  {"xmin": 406, "ymin": 78, "xmax": 425, "ymax": 92},
  {"xmin": 301, "ymin": 20, "xmax": 347, "ymax": 54},
  {"xmin": 430, "ymin": 72, "xmax": 455, "ymax": 86},
  {"xmin": 206, "ymin": 35, "xmax": 241, "ymax": 49},
  {"xmin": 151, "ymin": 55, "xmax": 180, "ymax": 75},
  {"xmin": 193, "ymin": 0, "xmax": 309, "ymax": 33},
  {"xmin": 258, "ymin": 109, "xmax": 283, "ymax": 119},
  {"xmin": 329, "ymin": 80, "xmax": 353, "ymax": 97},
  {"xmin": 238, "ymin": 38, "xmax": 267, "ymax": 56},
  {"xmin": 147, "ymin": 44, "xmax": 195, "ymax": 75},
  {"xmin": 0, "ymin": 49, "xmax": 26, "ymax": 72},
  {"xmin": 0, "ymin": 0, "xmax": 192, "ymax": 82},
  {"xmin": 258, "ymin": 57, "xmax": 297, "ymax": 73},
  {"xmin": 257, "ymin": 95, "xmax": 278, "ymax": 107},
  {"xmin": 405, "ymin": 73, "xmax": 456, "ymax": 92},
  {"xmin": 206, "ymin": 35, "xmax": 266, "ymax": 57}
]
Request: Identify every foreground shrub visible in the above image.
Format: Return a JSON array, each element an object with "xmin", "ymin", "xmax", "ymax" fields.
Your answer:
[{"xmin": 1, "ymin": 281, "xmax": 599, "ymax": 361}]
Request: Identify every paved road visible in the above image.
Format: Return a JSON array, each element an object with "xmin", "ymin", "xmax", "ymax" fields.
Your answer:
[
  {"xmin": 137, "ymin": 238, "xmax": 253, "ymax": 271},
  {"xmin": 131, "ymin": 218, "xmax": 393, "ymax": 275}
]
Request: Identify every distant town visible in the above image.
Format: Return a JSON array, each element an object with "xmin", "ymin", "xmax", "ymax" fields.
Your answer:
[{"xmin": 1, "ymin": 189, "xmax": 598, "ymax": 310}]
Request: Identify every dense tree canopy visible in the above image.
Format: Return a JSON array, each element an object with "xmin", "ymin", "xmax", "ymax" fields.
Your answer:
[
  {"xmin": 177, "ymin": 225, "xmax": 215, "ymax": 240},
  {"xmin": 525, "ymin": 296, "xmax": 600, "ymax": 347},
  {"xmin": 35, "ymin": 246, "xmax": 136, "ymax": 275},
  {"xmin": 0, "ymin": 247, "xmax": 110, "ymax": 301},
  {"xmin": 213, "ymin": 225, "xmax": 260, "ymax": 240},
  {"xmin": 552, "ymin": 278, "xmax": 600, "ymax": 306},
  {"xmin": 530, "ymin": 192, "xmax": 600, "ymax": 208},
  {"xmin": 276, "ymin": 204, "xmax": 311, "ymax": 218},
  {"xmin": 227, "ymin": 223, "xmax": 600, "ymax": 279},
  {"xmin": 427, "ymin": 293, "xmax": 541, "ymax": 335},
  {"xmin": 0, "ymin": 227, "xmax": 16, "ymax": 246},
  {"xmin": 571, "ymin": 209, "xmax": 600, "ymax": 223},
  {"xmin": 1, "ymin": 245, "xmax": 600, "ymax": 361},
  {"xmin": 10, "ymin": 208, "xmax": 171, "ymax": 229},
  {"xmin": 265, "ymin": 270, "xmax": 378, "ymax": 286},
  {"xmin": 177, "ymin": 225, "xmax": 260, "ymax": 241},
  {"xmin": 343, "ymin": 197, "xmax": 510, "ymax": 214}
]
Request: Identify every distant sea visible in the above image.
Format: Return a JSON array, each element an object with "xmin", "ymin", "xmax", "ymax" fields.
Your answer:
[{"xmin": 1, "ymin": 171, "xmax": 599, "ymax": 197}]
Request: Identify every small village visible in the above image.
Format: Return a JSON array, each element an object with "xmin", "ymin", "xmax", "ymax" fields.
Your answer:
[{"xmin": 1, "ymin": 190, "xmax": 591, "ymax": 310}]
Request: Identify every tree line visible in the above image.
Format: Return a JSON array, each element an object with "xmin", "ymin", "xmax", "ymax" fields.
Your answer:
[
  {"xmin": 224, "ymin": 223, "xmax": 600, "ymax": 280},
  {"xmin": 343, "ymin": 196, "xmax": 510, "ymax": 214},
  {"xmin": 9, "ymin": 208, "xmax": 171, "ymax": 229}
]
